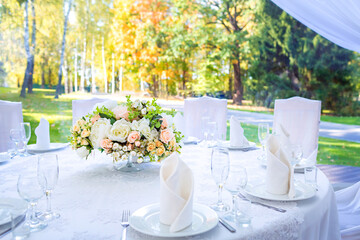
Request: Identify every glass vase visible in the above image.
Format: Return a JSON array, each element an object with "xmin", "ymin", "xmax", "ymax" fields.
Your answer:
[{"xmin": 113, "ymin": 155, "xmax": 141, "ymax": 172}]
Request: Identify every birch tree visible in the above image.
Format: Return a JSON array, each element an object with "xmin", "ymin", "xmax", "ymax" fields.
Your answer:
[{"xmin": 55, "ymin": 0, "xmax": 73, "ymax": 98}]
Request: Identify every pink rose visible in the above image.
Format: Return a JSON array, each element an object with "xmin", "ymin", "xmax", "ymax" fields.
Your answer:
[
  {"xmin": 127, "ymin": 143, "xmax": 134, "ymax": 150},
  {"xmin": 100, "ymin": 139, "xmax": 113, "ymax": 149},
  {"xmin": 135, "ymin": 140, "xmax": 141, "ymax": 147},
  {"xmin": 127, "ymin": 131, "xmax": 140, "ymax": 143},
  {"xmin": 160, "ymin": 118, "xmax": 168, "ymax": 129},
  {"xmin": 160, "ymin": 128, "xmax": 174, "ymax": 144},
  {"xmin": 91, "ymin": 114, "xmax": 101, "ymax": 124},
  {"xmin": 112, "ymin": 106, "xmax": 129, "ymax": 120}
]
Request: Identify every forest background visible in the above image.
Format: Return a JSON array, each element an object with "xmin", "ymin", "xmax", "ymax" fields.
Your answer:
[{"xmin": 1, "ymin": 0, "xmax": 359, "ymax": 115}]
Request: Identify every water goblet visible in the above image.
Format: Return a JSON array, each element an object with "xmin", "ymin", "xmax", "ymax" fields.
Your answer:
[
  {"xmin": 10, "ymin": 129, "xmax": 22, "ymax": 156},
  {"xmin": 17, "ymin": 172, "xmax": 47, "ymax": 232},
  {"xmin": 224, "ymin": 165, "xmax": 247, "ymax": 222},
  {"xmin": 201, "ymin": 116, "xmax": 210, "ymax": 145},
  {"xmin": 19, "ymin": 122, "xmax": 31, "ymax": 157},
  {"xmin": 210, "ymin": 147, "xmax": 230, "ymax": 212},
  {"xmin": 257, "ymin": 123, "xmax": 269, "ymax": 161},
  {"xmin": 207, "ymin": 121, "xmax": 218, "ymax": 148},
  {"xmin": 37, "ymin": 154, "xmax": 60, "ymax": 221}
]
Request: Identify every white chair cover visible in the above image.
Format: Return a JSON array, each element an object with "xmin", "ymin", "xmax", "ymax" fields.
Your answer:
[
  {"xmin": 72, "ymin": 98, "xmax": 107, "ymax": 125},
  {"xmin": 336, "ymin": 181, "xmax": 360, "ymax": 239},
  {"xmin": 0, "ymin": 100, "xmax": 23, "ymax": 152},
  {"xmin": 184, "ymin": 96, "xmax": 227, "ymax": 140},
  {"xmin": 273, "ymin": 96, "xmax": 321, "ymax": 165},
  {"xmin": 173, "ymin": 112, "xmax": 186, "ymax": 137}
]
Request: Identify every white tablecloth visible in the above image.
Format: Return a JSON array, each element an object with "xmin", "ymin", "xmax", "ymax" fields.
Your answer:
[{"xmin": 0, "ymin": 145, "xmax": 340, "ymax": 240}]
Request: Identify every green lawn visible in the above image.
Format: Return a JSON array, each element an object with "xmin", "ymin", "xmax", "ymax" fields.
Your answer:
[
  {"xmin": 1, "ymin": 87, "xmax": 359, "ymax": 166},
  {"xmin": 228, "ymin": 106, "xmax": 360, "ymax": 126}
]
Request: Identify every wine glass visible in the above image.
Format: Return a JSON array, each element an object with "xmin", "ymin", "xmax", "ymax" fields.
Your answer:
[
  {"xmin": 10, "ymin": 129, "xmax": 22, "ymax": 156},
  {"xmin": 201, "ymin": 116, "xmax": 210, "ymax": 144},
  {"xmin": 257, "ymin": 123, "xmax": 269, "ymax": 161},
  {"xmin": 288, "ymin": 144, "xmax": 303, "ymax": 174},
  {"xmin": 37, "ymin": 154, "xmax": 60, "ymax": 221},
  {"xmin": 17, "ymin": 172, "xmax": 47, "ymax": 232},
  {"xmin": 20, "ymin": 122, "xmax": 31, "ymax": 157},
  {"xmin": 224, "ymin": 165, "xmax": 247, "ymax": 222},
  {"xmin": 207, "ymin": 121, "xmax": 218, "ymax": 148},
  {"xmin": 210, "ymin": 147, "xmax": 230, "ymax": 212}
]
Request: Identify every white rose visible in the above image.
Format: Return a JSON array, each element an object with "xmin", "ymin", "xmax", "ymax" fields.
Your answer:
[
  {"xmin": 92, "ymin": 100, "xmax": 118, "ymax": 112},
  {"xmin": 131, "ymin": 120, "xmax": 140, "ymax": 131},
  {"xmin": 76, "ymin": 146, "xmax": 90, "ymax": 159},
  {"xmin": 142, "ymin": 100, "xmax": 147, "ymax": 104},
  {"xmin": 122, "ymin": 146, "xmax": 128, "ymax": 151},
  {"xmin": 137, "ymin": 157, "xmax": 143, "ymax": 164},
  {"xmin": 150, "ymin": 128, "xmax": 159, "ymax": 140},
  {"xmin": 112, "ymin": 152, "xmax": 120, "ymax": 158},
  {"xmin": 138, "ymin": 124, "xmax": 152, "ymax": 139},
  {"xmin": 107, "ymin": 119, "xmax": 131, "ymax": 143},
  {"xmin": 89, "ymin": 118, "xmax": 111, "ymax": 149},
  {"xmin": 121, "ymin": 154, "xmax": 128, "ymax": 161},
  {"xmin": 141, "ymin": 108, "xmax": 147, "ymax": 115},
  {"xmin": 130, "ymin": 151, "xmax": 136, "ymax": 156}
]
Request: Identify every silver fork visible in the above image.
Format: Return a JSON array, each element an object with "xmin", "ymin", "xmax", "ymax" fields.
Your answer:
[
  {"xmin": 121, "ymin": 210, "xmax": 130, "ymax": 240},
  {"xmin": 238, "ymin": 192, "xmax": 287, "ymax": 213}
]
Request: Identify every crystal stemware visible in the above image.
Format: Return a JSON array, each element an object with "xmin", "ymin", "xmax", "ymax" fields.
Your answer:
[
  {"xmin": 20, "ymin": 122, "xmax": 31, "ymax": 157},
  {"xmin": 37, "ymin": 154, "xmax": 60, "ymax": 221},
  {"xmin": 17, "ymin": 172, "xmax": 47, "ymax": 232},
  {"xmin": 257, "ymin": 123, "xmax": 269, "ymax": 161},
  {"xmin": 200, "ymin": 116, "xmax": 210, "ymax": 145},
  {"xmin": 207, "ymin": 121, "xmax": 218, "ymax": 148},
  {"xmin": 224, "ymin": 165, "xmax": 247, "ymax": 222},
  {"xmin": 210, "ymin": 147, "xmax": 230, "ymax": 212},
  {"xmin": 10, "ymin": 129, "xmax": 22, "ymax": 156}
]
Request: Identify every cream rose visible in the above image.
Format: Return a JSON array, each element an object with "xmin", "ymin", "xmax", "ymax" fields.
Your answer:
[
  {"xmin": 89, "ymin": 118, "xmax": 111, "ymax": 149},
  {"xmin": 138, "ymin": 122, "xmax": 152, "ymax": 139},
  {"xmin": 112, "ymin": 106, "xmax": 129, "ymax": 120},
  {"xmin": 76, "ymin": 146, "xmax": 90, "ymax": 159},
  {"xmin": 160, "ymin": 128, "xmax": 175, "ymax": 144},
  {"xmin": 127, "ymin": 131, "xmax": 140, "ymax": 143},
  {"xmin": 108, "ymin": 119, "xmax": 131, "ymax": 143},
  {"xmin": 81, "ymin": 129, "xmax": 90, "ymax": 138}
]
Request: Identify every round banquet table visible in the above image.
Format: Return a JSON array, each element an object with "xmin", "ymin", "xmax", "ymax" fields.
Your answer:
[{"xmin": 0, "ymin": 145, "xmax": 340, "ymax": 240}]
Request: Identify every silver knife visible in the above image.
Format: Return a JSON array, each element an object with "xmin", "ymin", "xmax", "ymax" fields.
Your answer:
[{"xmin": 219, "ymin": 217, "xmax": 236, "ymax": 233}]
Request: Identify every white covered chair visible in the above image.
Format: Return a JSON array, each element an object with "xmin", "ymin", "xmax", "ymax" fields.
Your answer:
[
  {"xmin": 273, "ymin": 96, "xmax": 321, "ymax": 165},
  {"xmin": 336, "ymin": 181, "xmax": 360, "ymax": 239},
  {"xmin": 0, "ymin": 100, "xmax": 23, "ymax": 152},
  {"xmin": 184, "ymin": 96, "xmax": 227, "ymax": 140},
  {"xmin": 72, "ymin": 98, "xmax": 107, "ymax": 125}
]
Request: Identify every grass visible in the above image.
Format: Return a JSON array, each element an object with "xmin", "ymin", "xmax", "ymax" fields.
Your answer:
[
  {"xmin": 228, "ymin": 105, "xmax": 360, "ymax": 126},
  {"xmin": 1, "ymin": 87, "xmax": 359, "ymax": 166}
]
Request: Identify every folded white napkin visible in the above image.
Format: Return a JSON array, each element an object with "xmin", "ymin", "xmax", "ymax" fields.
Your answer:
[
  {"xmin": 35, "ymin": 118, "xmax": 50, "ymax": 149},
  {"xmin": 230, "ymin": 116, "xmax": 249, "ymax": 147},
  {"xmin": 159, "ymin": 153, "xmax": 194, "ymax": 232},
  {"xmin": 266, "ymin": 134, "xmax": 295, "ymax": 198}
]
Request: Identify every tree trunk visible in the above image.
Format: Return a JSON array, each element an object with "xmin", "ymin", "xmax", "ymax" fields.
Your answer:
[
  {"xmin": 20, "ymin": 0, "xmax": 31, "ymax": 98},
  {"xmin": 27, "ymin": 0, "xmax": 36, "ymax": 94},
  {"xmin": 55, "ymin": 0, "xmax": 72, "ymax": 98},
  {"xmin": 63, "ymin": 60, "xmax": 68, "ymax": 94},
  {"xmin": 152, "ymin": 75, "xmax": 158, "ymax": 97},
  {"xmin": 41, "ymin": 59, "xmax": 45, "ymax": 88},
  {"xmin": 69, "ymin": 69, "xmax": 73, "ymax": 93},
  {"xmin": 228, "ymin": 62, "xmax": 233, "ymax": 99},
  {"xmin": 182, "ymin": 69, "xmax": 186, "ymax": 98},
  {"xmin": 111, "ymin": 53, "xmax": 115, "ymax": 94},
  {"xmin": 74, "ymin": 39, "xmax": 78, "ymax": 91},
  {"xmin": 91, "ymin": 37, "xmax": 96, "ymax": 93},
  {"xmin": 80, "ymin": 39, "xmax": 86, "ymax": 92},
  {"xmin": 48, "ymin": 67, "xmax": 52, "ymax": 88},
  {"xmin": 102, "ymin": 37, "xmax": 107, "ymax": 93},
  {"xmin": 232, "ymin": 61, "xmax": 243, "ymax": 105},
  {"xmin": 119, "ymin": 66, "xmax": 123, "ymax": 92}
]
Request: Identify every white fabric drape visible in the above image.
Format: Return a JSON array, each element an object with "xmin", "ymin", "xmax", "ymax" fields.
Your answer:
[{"xmin": 271, "ymin": 0, "xmax": 360, "ymax": 53}]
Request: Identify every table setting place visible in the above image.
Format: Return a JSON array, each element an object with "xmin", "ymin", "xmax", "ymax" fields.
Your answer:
[{"xmin": 0, "ymin": 97, "xmax": 337, "ymax": 240}]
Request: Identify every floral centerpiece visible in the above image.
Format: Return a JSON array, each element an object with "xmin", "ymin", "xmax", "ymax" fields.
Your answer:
[{"xmin": 69, "ymin": 96, "xmax": 183, "ymax": 170}]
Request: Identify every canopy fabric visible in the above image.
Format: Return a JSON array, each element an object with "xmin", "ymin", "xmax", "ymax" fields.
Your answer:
[{"xmin": 271, "ymin": 0, "xmax": 360, "ymax": 53}]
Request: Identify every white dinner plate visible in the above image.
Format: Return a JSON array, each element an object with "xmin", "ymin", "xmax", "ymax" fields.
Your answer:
[
  {"xmin": 130, "ymin": 203, "xmax": 218, "ymax": 238},
  {"xmin": 219, "ymin": 141, "xmax": 257, "ymax": 150},
  {"xmin": 27, "ymin": 143, "xmax": 69, "ymax": 153},
  {"xmin": 244, "ymin": 181, "xmax": 316, "ymax": 201},
  {"xmin": 0, "ymin": 198, "xmax": 27, "ymax": 226}
]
